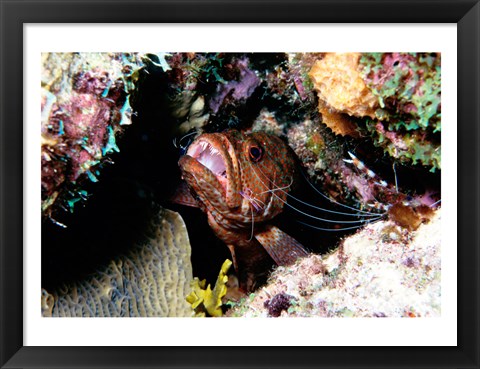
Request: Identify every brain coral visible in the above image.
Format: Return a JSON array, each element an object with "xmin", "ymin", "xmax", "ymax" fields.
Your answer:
[{"xmin": 41, "ymin": 208, "xmax": 194, "ymax": 317}]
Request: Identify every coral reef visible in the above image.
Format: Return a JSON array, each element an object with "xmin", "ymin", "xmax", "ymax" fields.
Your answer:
[
  {"xmin": 285, "ymin": 116, "xmax": 393, "ymax": 212},
  {"xmin": 41, "ymin": 52, "xmax": 442, "ymax": 319},
  {"xmin": 163, "ymin": 53, "xmax": 321, "ymax": 138},
  {"xmin": 308, "ymin": 52, "xmax": 441, "ymax": 172},
  {"xmin": 228, "ymin": 209, "xmax": 441, "ymax": 317},
  {"xmin": 41, "ymin": 52, "xmax": 143, "ymax": 222},
  {"xmin": 360, "ymin": 53, "xmax": 441, "ymax": 171},
  {"xmin": 263, "ymin": 53, "xmax": 320, "ymax": 118},
  {"xmin": 208, "ymin": 57, "xmax": 260, "ymax": 113},
  {"xmin": 250, "ymin": 108, "xmax": 286, "ymax": 136},
  {"xmin": 41, "ymin": 208, "xmax": 194, "ymax": 317},
  {"xmin": 159, "ymin": 53, "xmax": 264, "ymax": 134},
  {"xmin": 360, "ymin": 53, "xmax": 441, "ymax": 132}
]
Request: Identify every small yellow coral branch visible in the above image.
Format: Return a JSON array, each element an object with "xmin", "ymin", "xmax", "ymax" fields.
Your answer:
[{"xmin": 186, "ymin": 259, "xmax": 232, "ymax": 317}]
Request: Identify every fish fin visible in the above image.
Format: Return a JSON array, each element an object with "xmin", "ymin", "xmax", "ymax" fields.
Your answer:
[
  {"xmin": 171, "ymin": 181, "xmax": 199, "ymax": 208},
  {"xmin": 227, "ymin": 244, "xmax": 239, "ymax": 272},
  {"xmin": 255, "ymin": 225, "xmax": 309, "ymax": 266}
]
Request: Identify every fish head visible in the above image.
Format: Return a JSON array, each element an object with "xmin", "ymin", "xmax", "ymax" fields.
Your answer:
[{"xmin": 178, "ymin": 129, "xmax": 296, "ymax": 223}]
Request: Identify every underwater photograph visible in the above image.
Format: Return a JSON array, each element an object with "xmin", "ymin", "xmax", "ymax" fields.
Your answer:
[{"xmin": 40, "ymin": 52, "xmax": 441, "ymax": 318}]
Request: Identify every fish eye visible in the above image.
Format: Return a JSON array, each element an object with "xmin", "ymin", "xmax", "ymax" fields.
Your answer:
[{"xmin": 248, "ymin": 145, "xmax": 263, "ymax": 162}]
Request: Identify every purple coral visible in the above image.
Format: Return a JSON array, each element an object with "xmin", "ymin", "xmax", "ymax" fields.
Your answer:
[
  {"xmin": 208, "ymin": 58, "xmax": 260, "ymax": 113},
  {"xmin": 264, "ymin": 292, "xmax": 296, "ymax": 317}
]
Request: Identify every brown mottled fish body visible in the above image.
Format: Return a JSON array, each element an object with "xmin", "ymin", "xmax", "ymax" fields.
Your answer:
[{"xmin": 178, "ymin": 129, "xmax": 308, "ymax": 290}]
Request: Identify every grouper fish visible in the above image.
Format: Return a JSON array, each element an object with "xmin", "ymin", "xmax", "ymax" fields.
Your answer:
[{"xmin": 176, "ymin": 129, "xmax": 309, "ymax": 290}]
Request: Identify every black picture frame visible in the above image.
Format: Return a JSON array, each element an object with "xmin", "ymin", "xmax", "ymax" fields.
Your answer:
[{"xmin": 1, "ymin": 0, "xmax": 479, "ymax": 368}]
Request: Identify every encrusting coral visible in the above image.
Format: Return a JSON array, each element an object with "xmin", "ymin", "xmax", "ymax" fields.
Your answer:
[
  {"xmin": 41, "ymin": 52, "xmax": 143, "ymax": 222},
  {"xmin": 360, "ymin": 53, "xmax": 441, "ymax": 171},
  {"xmin": 309, "ymin": 52, "xmax": 441, "ymax": 172},
  {"xmin": 41, "ymin": 208, "xmax": 194, "ymax": 317},
  {"xmin": 229, "ymin": 209, "xmax": 441, "ymax": 317}
]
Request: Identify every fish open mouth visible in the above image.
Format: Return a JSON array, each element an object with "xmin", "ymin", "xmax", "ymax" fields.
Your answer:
[{"xmin": 186, "ymin": 139, "xmax": 228, "ymax": 190}]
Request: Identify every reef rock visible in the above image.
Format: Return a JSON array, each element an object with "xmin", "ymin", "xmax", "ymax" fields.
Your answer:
[
  {"xmin": 41, "ymin": 52, "xmax": 143, "ymax": 220},
  {"xmin": 229, "ymin": 208, "xmax": 441, "ymax": 317}
]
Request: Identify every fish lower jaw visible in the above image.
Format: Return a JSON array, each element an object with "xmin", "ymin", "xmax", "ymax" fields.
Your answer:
[
  {"xmin": 216, "ymin": 173, "xmax": 229, "ymax": 191},
  {"xmin": 195, "ymin": 162, "xmax": 228, "ymax": 193},
  {"xmin": 186, "ymin": 155, "xmax": 229, "ymax": 192}
]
